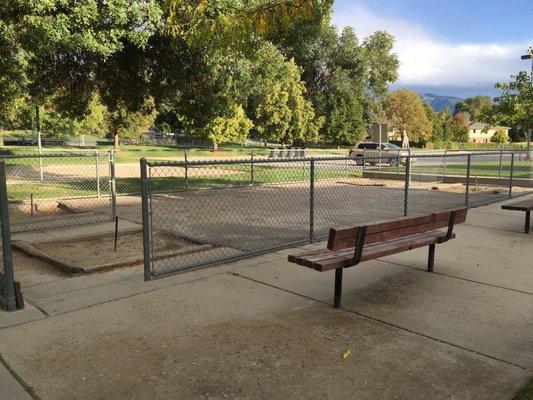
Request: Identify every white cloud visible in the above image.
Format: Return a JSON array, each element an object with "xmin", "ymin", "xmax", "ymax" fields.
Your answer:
[{"xmin": 332, "ymin": 5, "xmax": 531, "ymax": 89}]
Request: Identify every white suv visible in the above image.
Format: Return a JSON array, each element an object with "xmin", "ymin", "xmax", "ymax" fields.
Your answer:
[{"xmin": 348, "ymin": 142, "xmax": 409, "ymax": 166}]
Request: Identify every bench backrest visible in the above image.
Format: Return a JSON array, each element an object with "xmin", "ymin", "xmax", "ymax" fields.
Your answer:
[{"xmin": 327, "ymin": 208, "xmax": 468, "ymax": 251}]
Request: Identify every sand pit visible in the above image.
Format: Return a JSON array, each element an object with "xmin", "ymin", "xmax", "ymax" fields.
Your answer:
[{"xmin": 14, "ymin": 230, "xmax": 212, "ymax": 273}]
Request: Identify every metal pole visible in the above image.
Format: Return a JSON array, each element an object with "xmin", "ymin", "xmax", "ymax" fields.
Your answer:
[
  {"xmin": 95, "ymin": 152, "xmax": 101, "ymax": 198},
  {"xmin": 396, "ymin": 149, "xmax": 400, "ymax": 174},
  {"xmin": 509, "ymin": 152, "xmax": 515, "ymax": 198},
  {"xmin": 109, "ymin": 152, "xmax": 117, "ymax": 219},
  {"xmin": 498, "ymin": 150, "xmax": 503, "ymax": 180},
  {"xmin": 36, "ymin": 105, "xmax": 43, "ymax": 182},
  {"xmin": 309, "ymin": 159, "xmax": 315, "ymax": 243},
  {"xmin": 345, "ymin": 152, "xmax": 348, "ymax": 178},
  {"xmin": 403, "ymin": 156, "xmax": 411, "ymax": 216},
  {"xmin": 140, "ymin": 158, "xmax": 152, "ymax": 281},
  {"xmin": 465, "ymin": 154, "xmax": 471, "ymax": 206},
  {"xmin": 443, "ymin": 149, "xmax": 447, "ymax": 182},
  {"xmin": 184, "ymin": 149, "xmax": 189, "ymax": 189},
  {"xmin": 114, "ymin": 216, "xmax": 119, "ymax": 251},
  {"xmin": 0, "ymin": 160, "xmax": 17, "ymax": 311},
  {"xmin": 250, "ymin": 151, "xmax": 254, "ymax": 186}
]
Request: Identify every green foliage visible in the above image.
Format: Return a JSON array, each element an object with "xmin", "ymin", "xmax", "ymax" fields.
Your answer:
[
  {"xmin": 109, "ymin": 101, "xmax": 158, "ymax": 141},
  {"xmin": 385, "ymin": 90, "xmax": 432, "ymax": 143},
  {"xmin": 451, "ymin": 112, "xmax": 470, "ymax": 142},
  {"xmin": 75, "ymin": 95, "xmax": 110, "ymax": 137},
  {"xmin": 206, "ymin": 104, "xmax": 253, "ymax": 149},
  {"xmin": 424, "ymin": 104, "xmax": 453, "ymax": 143},
  {"xmin": 249, "ymin": 43, "xmax": 322, "ymax": 145},
  {"xmin": 454, "ymin": 96, "xmax": 491, "ymax": 122},
  {"xmin": 485, "ymin": 71, "xmax": 532, "ymax": 139},
  {"xmin": 491, "ymin": 129, "xmax": 508, "ymax": 144},
  {"xmin": 166, "ymin": 0, "xmax": 326, "ymax": 45},
  {"xmin": 273, "ymin": 18, "xmax": 398, "ymax": 144},
  {"xmin": 1, "ymin": 0, "xmax": 398, "ymax": 148},
  {"xmin": 1, "ymin": 0, "xmax": 163, "ymax": 114}
]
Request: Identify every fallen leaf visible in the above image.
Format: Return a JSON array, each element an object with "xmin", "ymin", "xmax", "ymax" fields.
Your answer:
[{"xmin": 342, "ymin": 349, "xmax": 352, "ymax": 359}]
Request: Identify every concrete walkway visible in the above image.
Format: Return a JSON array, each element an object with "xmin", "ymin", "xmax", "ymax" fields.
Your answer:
[{"xmin": 0, "ymin": 196, "xmax": 531, "ymax": 399}]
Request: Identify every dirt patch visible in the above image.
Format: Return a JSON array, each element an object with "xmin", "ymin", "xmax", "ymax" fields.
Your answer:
[{"xmin": 17, "ymin": 231, "xmax": 211, "ymax": 273}]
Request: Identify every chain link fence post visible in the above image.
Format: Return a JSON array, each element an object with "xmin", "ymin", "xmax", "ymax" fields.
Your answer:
[
  {"xmin": 109, "ymin": 151, "xmax": 117, "ymax": 219},
  {"xmin": 309, "ymin": 158, "xmax": 315, "ymax": 243},
  {"xmin": 403, "ymin": 155, "xmax": 411, "ymax": 216},
  {"xmin": 0, "ymin": 160, "xmax": 17, "ymax": 311},
  {"xmin": 509, "ymin": 152, "xmax": 515, "ymax": 198},
  {"xmin": 250, "ymin": 151, "xmax": 254, "ymax": 186},
  {"xmin": 184, "ymin": 149, "xmax": 189, "ymax": 189},
  {"xmin": 465, "ymin": 154, "xmax": 471, "ymax": 206},
  {"xmin": 95, "ymin": 151, "xmax": 101, "ymax": 198},
  {"xmin": 498, "ymin": 150, "xmax": 503, "ymax": 180},
  {"xmin": 443, "ymin": 149, "xmax": 447, "ymax": 181},
  {"xmin": 140, "ymin": 158, "xmax": 152, "ymax": 281}
]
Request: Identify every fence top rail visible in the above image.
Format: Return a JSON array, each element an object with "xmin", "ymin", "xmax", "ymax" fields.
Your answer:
[{"xmin": 145, "ymin": 150, "xmax": 529, "ymax": 168}]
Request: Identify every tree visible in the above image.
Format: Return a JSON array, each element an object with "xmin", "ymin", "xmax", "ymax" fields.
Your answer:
[
  {"xmin": 491, "ymin": 129, "xmax": 508, "ymax": 144},
  {"xmin": 1, "ymin": 0, "xmax": 163, "ymax": 149},
  {"xmin": 75, "ymin": 95, "xmax": 110, "ymax": 138},
  {"xmin": 451, "ymin": 112, "xmax": 470, "ymax": 142},
  {"xmin": 455, "ymin": 96, "xmax": 492, "ymax": 122},
  {"xmin": 249, "ymin": 42, "xmax": 322, "ymax": 145},
  {"xmin": 385, "ymin": 90, "xmax": 432, "ymax": 144},
  {"xmin": 206, "ymin": 104, "xmax": 253, "ymax": 150},
  {"xmin": 485, "ymin": 71, "xmax": 532, "ymax": 142}
]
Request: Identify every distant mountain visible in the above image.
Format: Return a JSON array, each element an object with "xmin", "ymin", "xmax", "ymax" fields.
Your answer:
[{"xmin": 420, "ymin": 93, "xmax": 463, "ymax": 113}]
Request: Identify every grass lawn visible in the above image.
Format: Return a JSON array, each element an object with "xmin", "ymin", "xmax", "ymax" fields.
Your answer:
[{"xmin": 514, "ymin": 377, "xmax": 533, "ymax": 400}]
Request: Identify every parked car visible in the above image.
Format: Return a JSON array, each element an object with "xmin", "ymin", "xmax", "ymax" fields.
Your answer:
[{"xmin": 348, "ymin": 142, "xmax": 409, "ymax": 166}]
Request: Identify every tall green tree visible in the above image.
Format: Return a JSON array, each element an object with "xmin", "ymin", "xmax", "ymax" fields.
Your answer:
[
  {"xmin": 484, "ymin": 71, "xmax": 532, "ymax": 142},
  {"xmin": 249, "ymin": 43, "xmax": 322, "ymax": 145}
]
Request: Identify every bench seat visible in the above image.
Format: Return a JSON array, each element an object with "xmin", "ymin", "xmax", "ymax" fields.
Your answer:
[{"xmin": 289, "ymin": 230, "xmax": 455, "ymax": 272}]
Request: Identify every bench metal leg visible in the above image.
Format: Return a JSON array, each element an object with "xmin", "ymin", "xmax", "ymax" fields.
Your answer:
[
  {"xmin": 334, "ymin": 268, "xmax": 343, "ymax": 309},
  {"xmin": 526, "ymin": 211, "xmax": 530, "ymax": 234},
  {"xmin": 428, "ymin": 244, "xmax": 435, "ymax": 272}
]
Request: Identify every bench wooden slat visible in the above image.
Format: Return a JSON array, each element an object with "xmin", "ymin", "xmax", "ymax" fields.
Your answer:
[
  {"xmin": 502, "ymin": 199, "xmax": 533, "ymax": 211},
  {"xmin": 293, "ymin": 231, "xmax": 447, "ymax": 266},
  {"xmin": 327, "ymin": 208, "xmax": 466, "ymax": 251},
  {"xmin": 290, "ymin": 230, "xmax": 454, "ymax": 272}
]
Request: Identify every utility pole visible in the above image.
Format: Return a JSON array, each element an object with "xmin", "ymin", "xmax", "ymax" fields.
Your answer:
[{"xmin": 521, "ymin": 50, "xmax": 532, "ymax": 157}]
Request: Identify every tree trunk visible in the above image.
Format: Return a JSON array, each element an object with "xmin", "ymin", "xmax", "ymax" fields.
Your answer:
[
  {"xmin": 114, "ymin": 131, "xmax": 120, "ymax": 152},
  {"xmin": 212, "ymin": 141, "xmax": 218, "ymax": 151}
]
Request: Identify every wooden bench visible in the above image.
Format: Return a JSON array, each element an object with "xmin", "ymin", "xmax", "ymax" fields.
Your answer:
[
  {"xmin": 502, "ymin": 199, "xmax": 533, "ymax": 234},
  {"xmin": 288, "ymin": 208, "xmax": 468, "ymax": 308}
]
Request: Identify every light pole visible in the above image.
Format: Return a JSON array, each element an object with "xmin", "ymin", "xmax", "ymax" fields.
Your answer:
[{"xmin": 521, "ymin": 52, "xmax": 532, "ymax": 154}]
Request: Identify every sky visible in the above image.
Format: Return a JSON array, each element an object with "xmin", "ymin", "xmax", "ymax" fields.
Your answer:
[{"xmin": 332, "ymin": 0, "xmax": 532, "ymax": 98}]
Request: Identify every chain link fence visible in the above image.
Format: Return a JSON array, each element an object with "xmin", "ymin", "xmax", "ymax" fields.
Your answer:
[
  {"xmin": 3, "ymin": 152, "xmax": 115, "ymax": 233},
  {"xmin": 141, "ymin": 151, "xmax": 533, "ymax": 279}
]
